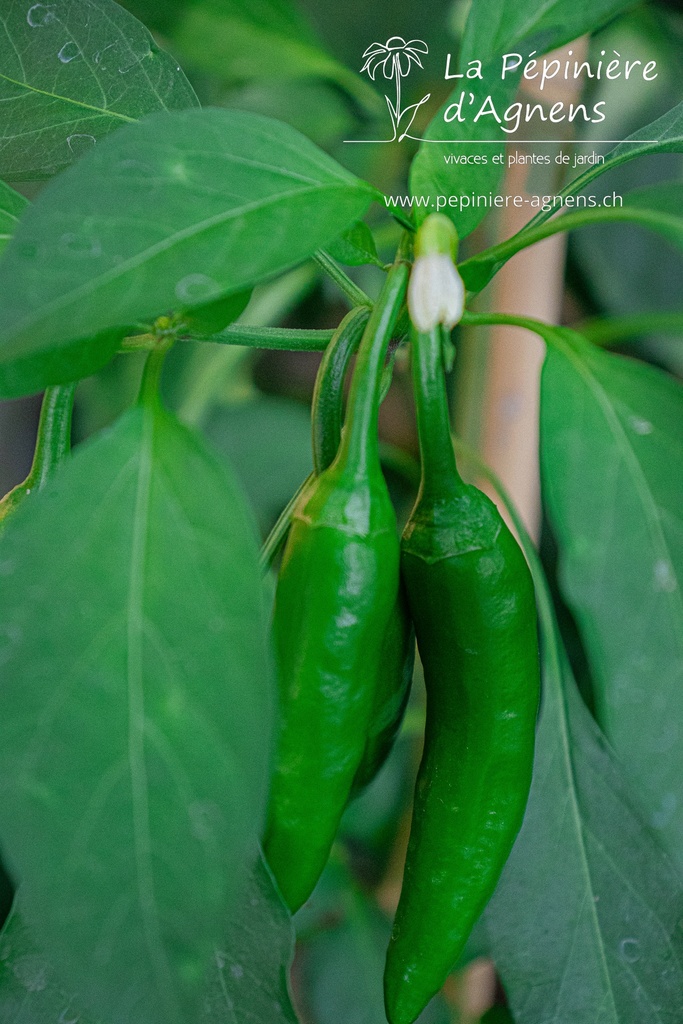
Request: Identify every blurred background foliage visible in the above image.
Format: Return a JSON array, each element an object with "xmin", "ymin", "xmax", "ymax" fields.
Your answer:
[{"xmin": 0, "ymin": 0, "xmax": 682, "ymax": 1020}]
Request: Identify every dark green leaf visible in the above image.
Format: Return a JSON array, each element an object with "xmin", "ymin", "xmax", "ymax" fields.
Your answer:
[
  {"xmin": 325, "ymin": 221, "xmax": 382, "ymax": 267},
  {"xmin": 0, "ymin": 852, "xmax": 297, "ymax": 1024},
  {"xmin": 204, "ymin": 397, "xmax": 313, "ymax": 536},
  {"xmin": 300, "ymin": 863, "xmax": 450, "ymax": 1024},
  {"xmin": 0, "ymin": 107, "xmax": 378, "ymax": 397},
  {"xmin": 0, "ymin": 180, "xmax": 27, "ymax": 254},
  {"xmin": 183, "ymin": 289, "xmax": 253, "ymax": 339},
  {"xmin": 0, "ymin": 402, "xmax": 274, "ymax": 1024},
  {"xmin": 540, "ymin": 329, "xmax": 683, "ymax": 866},
  {"xmin": 0, "ymin": 0, "xmax": 198, "ymax": 181},
  {"xmin": 172, "ymin": 0, "xmax": 379, "ymax": 114},
  {"xmin": 460, "ymin": 0, "xmax": 638, "ymax": 66},
  {"xmin": 409, "ymin": 71, "xmax": 519, "ymax": 239},
  {"xmin": 460, "ymin": 181, "xmax": 683, "ymax": 293},
  {"xmin": 481, "ymin": 1009, "xmax": 514, "ymax": 1024},
  {"xmin": 484, "ymin": 501, "xmax": 683, "ymax": 1024},
  {"xmin": 197, "ymin": 849, "xmax": 299, "ymax": 1024}
]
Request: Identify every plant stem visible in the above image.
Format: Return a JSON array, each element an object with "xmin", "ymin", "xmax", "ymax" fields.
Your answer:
[
  {"xmin": 314, "ymin": 249, "xmax": 374, "ymax": 308},
  {"xmin": 138, "ymin": 347, "xmax": 168, "ymax": 408},
  {"xmin": 337, "ymin": 253, "xmax": 408, "ymax": 476},
  {"xmin": 260, "ymin": 474, "xmax": 313, "ymax": 574},
  {"xmin": 0, "ymin": 383, "xmax": 76, "ymax": 528},
  {"xmin": 190, "ymin": 325, "xmax": 335, "ymax": 351},
  {"xmin": 29, "ymin": 384, "xmax": 76, "ymax": 491},
  {"xmin": 411, "ymin": 326, "xmax": 464, "ymax": 503},
  {"xmin": 577, "ymin": 312, "xmax": 683, "ymax": 346}
]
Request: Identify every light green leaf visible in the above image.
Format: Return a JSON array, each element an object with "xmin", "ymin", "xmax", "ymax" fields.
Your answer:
[
  {"xmin": 460, "ymin": 181, "xmax": 683, "ymax": 292},
  {"xmin": 411, "ymin": 0, "xmax": 655, "ymax": 237},
  {"xmin": 579, "ymin": 312, "xmax": 683, "ymax": 346},
  {"xmin": 540, "ymin": 328, "xmax": 683, "ymax": 866},
  {"xmin": 0, "ymin": 0, "xmax": 198, "ymax": 181},
  {"xmin": 325, "ymin": 220, "xmax": 382, "ymax": 267},
  {"xmin": 0, "ymin": 180, "xmax": 27, "ymax": 254},
  {"xmin": 0, "ymin": 106, "xmax": 378, "ymax": 397},
  {"xmin": 0, "ymin": 401, "xmax": 274, "ymax": 1024},
  {"xmin": 460, "ymin": 0, "xmax": 639, "ymax": 66},
  {"xmin": 482, "ymin": 476, "xmax": 683, "ymax": 1024},
  {"xmin": 519, "ymin": 101, "xmax": 683, "ymax": 237},
  {"xmin": 409, "ymin": 71, "xmax": 519, "ymax": 238},
  {"xmin": 172, "ymin": 0, "xmax": 380, "ymax": 114},
  {"xmin": 0, "ymin": 852, "xmax": 298, "ymax": 1024}
]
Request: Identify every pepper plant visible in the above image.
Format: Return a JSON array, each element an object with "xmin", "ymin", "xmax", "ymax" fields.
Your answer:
[{"xmin": 0, "ymin": 0, "xmax": 683, "ymax": 1023}]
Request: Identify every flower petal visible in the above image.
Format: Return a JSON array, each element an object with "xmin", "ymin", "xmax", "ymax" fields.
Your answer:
[
  {"xmin": 405, "ymin": 51, "xmax": 424, "ymax": 71},
  {"xmin": 408, "ymin": 253, "xmax": 465, "ymax": 332},
  {"xmin": 405, "ymin": 39, "xmax": 429, "ymax": 53},
  {"xmin": 362, "ymin": 41, "xmax": 387, "ymax": 58}
]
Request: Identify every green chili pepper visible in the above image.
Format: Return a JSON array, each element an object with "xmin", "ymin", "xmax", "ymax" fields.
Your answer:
[
  {"xmin": 310, "ymin": 305, "xmax": 416, "ymax": 796},
  {"xmin": 383, "ymin": 324, "xmax": 540, "ymax": 1024},
  {"xmin": 264, "ymin": 257, "xmax": 409, "ymax": 912}
]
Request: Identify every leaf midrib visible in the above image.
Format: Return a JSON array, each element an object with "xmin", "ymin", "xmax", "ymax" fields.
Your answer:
[{"xmin": 127, "ymin": 398, "xmax": 176, "ymax": 1016}]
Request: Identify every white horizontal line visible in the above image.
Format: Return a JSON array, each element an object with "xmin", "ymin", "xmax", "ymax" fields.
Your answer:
[{"xmin": 343, "ymin": 139, "xmax": 658, "ymax": 144}]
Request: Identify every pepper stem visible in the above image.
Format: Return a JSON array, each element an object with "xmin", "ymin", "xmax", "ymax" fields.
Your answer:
[
  {"xmin": 411, "ymin": 326, "xmax": 465, "ymax": 502},
  {"xmin": 336, "ymin": 257, "xmax": 408, "ymax": 477}
]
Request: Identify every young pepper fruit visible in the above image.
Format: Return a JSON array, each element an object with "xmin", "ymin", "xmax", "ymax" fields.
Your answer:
[
  {"xmin": 310, "ymin": 305, "xmax": 416, "ymax": 798},
  {"xmin": 384, "ymin": 217, "xmax": 540, "ymax": 1024},
  {"xmin": 265, "ymin": 254, "xmax": 409, "ymax": 912}
]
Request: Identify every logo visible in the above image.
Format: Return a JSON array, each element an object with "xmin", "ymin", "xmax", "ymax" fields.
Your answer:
[{"xmin": 354, "ymin": 37, "xmax": 431, "ymax": 143}]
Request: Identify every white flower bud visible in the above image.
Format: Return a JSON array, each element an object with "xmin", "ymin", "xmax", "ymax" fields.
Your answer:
[{"xmin": 408, "ymin": 251, "xmax": 465, "ymax": 332}]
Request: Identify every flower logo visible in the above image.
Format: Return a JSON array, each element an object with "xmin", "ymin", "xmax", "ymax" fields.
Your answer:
[{"xmin": 360, "ymin": 37, "xmax": 430, "ymax": 142}]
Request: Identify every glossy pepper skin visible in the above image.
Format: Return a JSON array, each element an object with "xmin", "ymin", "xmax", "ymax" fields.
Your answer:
[
  {"xmin": 384, "ymin": 326, "xmax": 540, "ymax": 1024},
  {"xmin": 265, "ymin": 261, "xmax": 408, "ymax": 913},
  {"xmin": 310, "ymin": 306, "xmax": 416, "ymax": 798}
]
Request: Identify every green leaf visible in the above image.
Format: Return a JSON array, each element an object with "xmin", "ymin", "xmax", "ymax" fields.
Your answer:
[
  {"xmin": 0, "ymin": 852, "xmax": 298, "ymax": 1024},
  {"xmin": 460, "ymin": 0, "xmax": 639, "ymax": 66},
  {"xmin": 0, "ymin": 401, "xmax": 274, "ymax": 1024},
  {"xmin": 460, "ymin": 181, "xmax": 683, "ymax": 293},
  {"xmin": 0, "ymin": 180, "xmax": 27, "ymax": 254},
  {"xmin": 579, "ymin": 312, "xmax": 683, "ymax": 346},
  {"xmin": 204, "ymin": 850, "xmax": 299, "ymax": 1024},
  {"xmin": 0, "ymin": 0, "xmax": 199, "ymax": 181},
  {"xmin": 300, "ymin": 862, "xmax": 450, "ymax": 1024},
  {"xmin": 325, "ymin": 221, "xmax": 382, "ymax": 267},
  {"xmin": 519, "ymin": 101, "xmax": 683, "ymax": 237},
  {"xmin": 183, "ymin": 289, "xmax": 253, "ymax": 339},
  {"xmin": 411, "ymin": 2, "xmax": 663, "ymax": 237},
  {"xmin": 204, "ymin": 397, "xmax": 313, "ymax": 536},
  {"xmin": 540, "ymin": 329, "xmax": 683, "ymax": 866},
  {"xmin": 0, "ymin": 106, "xmax": 378, "ymax": 397},
  {"xmin": 172, "ymin": 0, "xmax": 380, "ymax": 114},
  {"xmin": 483, "ymin": 505, "xmax": 683, "ymax": 1024},
  {"xmin": 409, "ymin": 71, "xmax": 519, "ymax": 238}
]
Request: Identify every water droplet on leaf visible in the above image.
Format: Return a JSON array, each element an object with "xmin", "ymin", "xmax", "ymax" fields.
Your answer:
[
  {"xmin": 629, "ymin": 416, "xmax": 653, "ymax": 435},
  {"xmin": 26, "ymin": 3, "xmax": 56, "ymax": 27},
  {"xmin": 66, "ymin": 134, "xmax": 96, "ymax": 157},
  {"xmin": 57, "ymin": 41, "xmax": 80, "ymax": 62},
  {"xmin": 60, "ymin": 232, "xmax": 101, "ymax": 258},
  {"xmin": 175, "ymin": 274, "xmax": 221, "ymax": 304},
  {"xmin": 653, "ymin": 559, "xmax": 677, "ymax": 593},
  {"xmin": 619, "ymin": 938, "xmax": 641, "ymax": 963}
]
